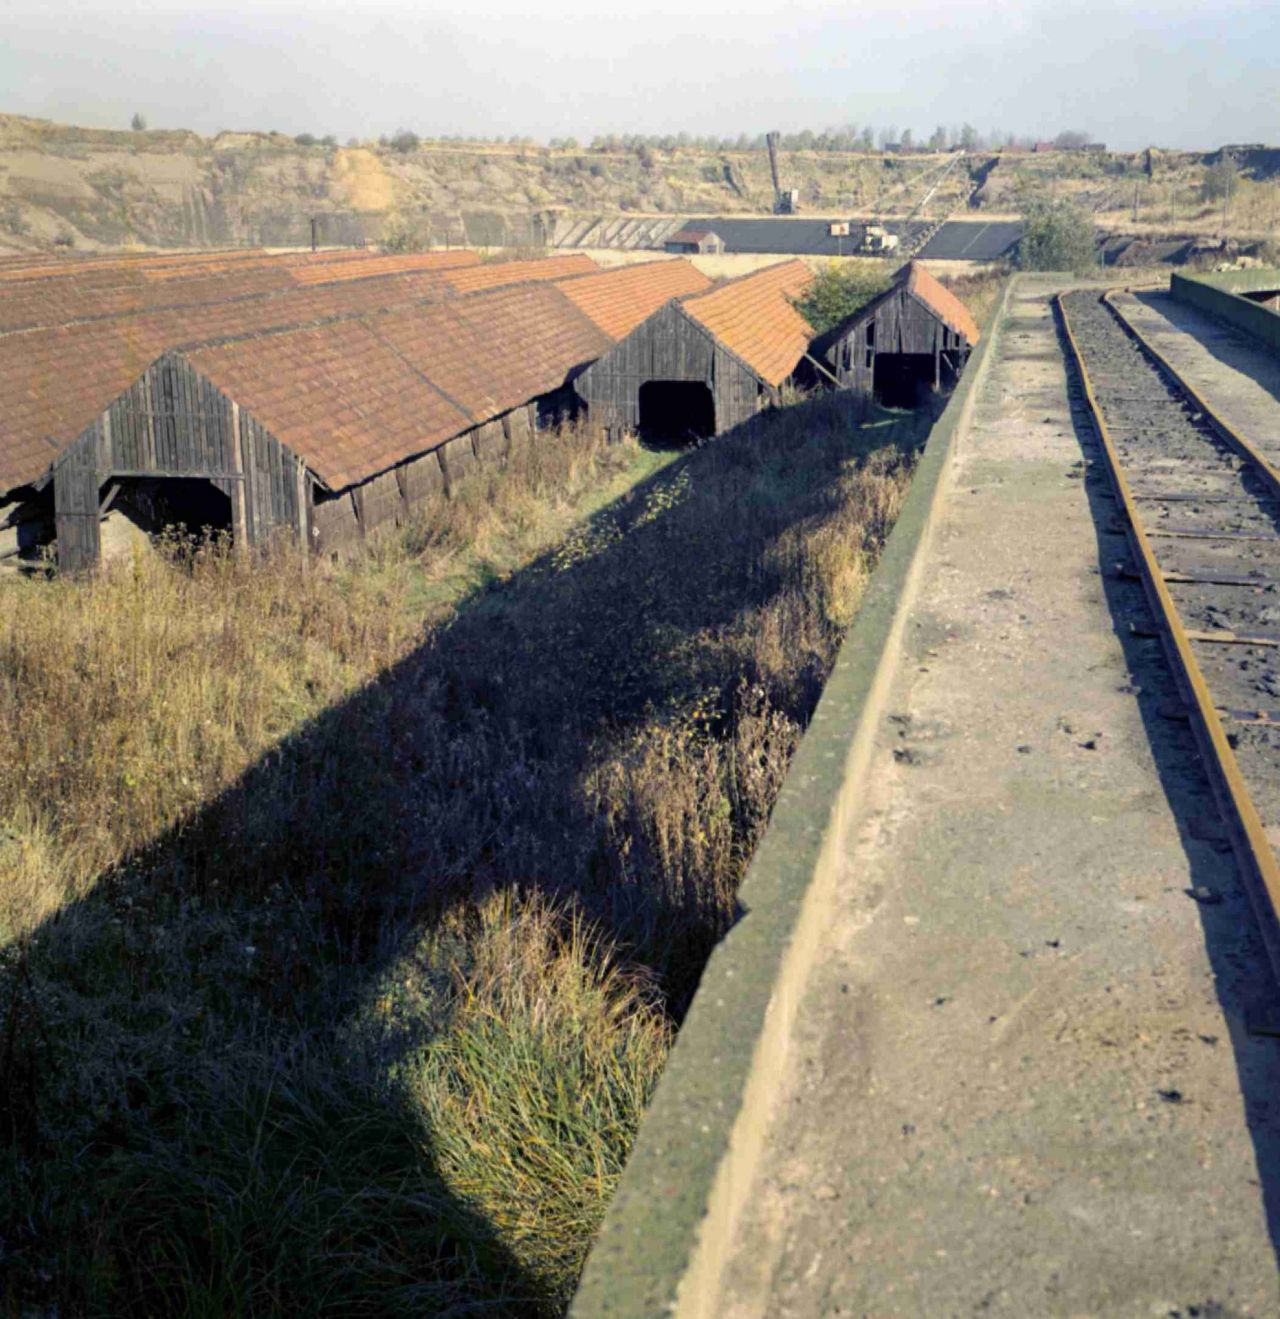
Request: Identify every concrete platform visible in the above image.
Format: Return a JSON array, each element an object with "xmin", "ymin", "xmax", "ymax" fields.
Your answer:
[
  {"xmin": 1113, "ymin": 288, "xmax": 1280, "ymax": 468},
  {"xmin": 715, "ymin": 278, "xmax": 1280, "ymax": 1316}
]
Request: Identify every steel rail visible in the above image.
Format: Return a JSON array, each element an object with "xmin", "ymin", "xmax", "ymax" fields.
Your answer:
[{"xmin": 1055, "ymin": 289, "xmax": 1280, "ymax": 988}]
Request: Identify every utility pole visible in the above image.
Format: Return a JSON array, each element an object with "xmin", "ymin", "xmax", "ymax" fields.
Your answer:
[
  {"xmin": 310, "ymin": 216, "xmax": 318, "ymax": 251},
  {"xmin": 1132, "ymin": 180, "xmax": 1139, "ymax": 224}
]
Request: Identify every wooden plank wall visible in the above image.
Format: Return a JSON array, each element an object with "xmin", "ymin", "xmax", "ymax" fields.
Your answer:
[
  {"xmin": 823, "ymin": 289, "xmax": 971, "ymax": 394},
  {"xmin": 312, "ymin": 399, "xmax": 547, "ymax": 556},
  {"xmin": 574, "ymin": 302, "xmax": 763, "ymax": 436},
  {"xmin": 55, "ymin": 354, "xmax": 571, "ymax": 568},
  {"xmin": 55, "ymin": 353, "xmax": 304, "ymax": 571},
  {"xmin": 53, "ymin": 437, "xmax": 100, "ymax": 574}
]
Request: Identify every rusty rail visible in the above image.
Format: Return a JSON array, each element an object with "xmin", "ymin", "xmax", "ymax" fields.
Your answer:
[{"xmin": 1056, "ymin": 288, "xmax": 1280, "ymax": 988}]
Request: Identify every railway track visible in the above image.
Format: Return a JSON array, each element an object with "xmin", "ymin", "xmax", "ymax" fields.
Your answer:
[{"xmin": 1057, "ymin": 287, "xmax": 1280, "ymax": 989}]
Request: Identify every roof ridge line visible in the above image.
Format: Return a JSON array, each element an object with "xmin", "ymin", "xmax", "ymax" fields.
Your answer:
[{"xmin": 679, "ymin": 257, "xmax": 809, "ymax": 302}]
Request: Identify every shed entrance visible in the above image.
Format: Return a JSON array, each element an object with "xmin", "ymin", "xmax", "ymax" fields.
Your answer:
[
  {"xmin": 102, "ymin": 477, "xmax": 233, "ymax": 558},
  {"xmin": 873, "ymin": 352, "xmax": 952, "ymax": 409},
  {"xmin": 638, "ymin": 381, "xmax": 716, "ymax": 445}
]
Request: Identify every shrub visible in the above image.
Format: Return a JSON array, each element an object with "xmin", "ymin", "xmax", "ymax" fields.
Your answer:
[
  {"xmin": 389, "ymin": 129, "xmax": 420, "ymax": 154},
  {"xmin": 294, "ymin": 132, "xmax": 318, "ymax": 147},
  {"xmin": 0, "ymin": 200, "xmax": 28, "ymax": 236},
  {"xmin": 130, "ymin": 112, "xmax": 146, "ymax": 132},
  {"xmin": 796, "ymin": 261, "xmax": 893, "ymax": 335},
  {"xmin": 1018, "ymin": 192, "xmax": 1096, "ymax": 273},
  {"xmin": 1201, "ymin": 156, "xmax": 1238, "ymax": 203}
]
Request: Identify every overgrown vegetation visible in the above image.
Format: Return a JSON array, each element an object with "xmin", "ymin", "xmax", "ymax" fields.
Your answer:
[
  {"xmin": 1017, "ymin": 189, "xmax": 1097, "ymax": 273},
  {"xmin": 795, "ymin": 260, "xmax": 893, "ymax": 335},
  {"xmin": 0, "ymin": 396, "xmax": 921, "ymax": 1313},
  {"xmin": 1201, "ymin": 154, "xmax": 1239, "ymax": 203}
]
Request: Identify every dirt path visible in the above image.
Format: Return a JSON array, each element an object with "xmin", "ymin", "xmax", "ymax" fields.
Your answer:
[{"xmin": 715, "ymin": 276, "xmax": 1280, "ymax": 1317}]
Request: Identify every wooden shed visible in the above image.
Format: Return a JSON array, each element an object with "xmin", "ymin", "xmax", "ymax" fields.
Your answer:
[
  {"xmin": 664, "ymin": 228, "xmax": 726, "ymax": 256},
  {"xmin": 574, "ymin": 260, "xmax": 814, "ymax": 442},
  {"xmin": 0, "ymin": 251, "xmax": 603, "ymax": 569},
  {"xmin": 810, "ymin": 261, "xmax": 980, "ymax": 408},
  {"xmin": 1, "ymin": 255, "xmax": 710, "ymax": 571}
]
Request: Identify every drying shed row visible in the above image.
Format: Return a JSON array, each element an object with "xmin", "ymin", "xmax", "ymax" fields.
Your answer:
[
  {"xmin": 0, "ymin": 253, "xmax": 599, "ymax": 500},
  {"xmin": 811, "ymin": 261, "xmax": 980, "ymax": 407},
  {"xmin": 575, "ymin": 259, "xmax": 814, "ymax": 440},
  {"xmin": 0, "ymin": 247, "xmax": 484, "ymax": 335},
  {"xmin": 8, "ymin": 257, "xmax": 711, "ymax": 570}
]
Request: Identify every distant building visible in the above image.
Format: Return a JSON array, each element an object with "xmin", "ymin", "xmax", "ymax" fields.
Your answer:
[{"xmin": 664, "ymin": 228, "xmax": 726, "ymax": 256}]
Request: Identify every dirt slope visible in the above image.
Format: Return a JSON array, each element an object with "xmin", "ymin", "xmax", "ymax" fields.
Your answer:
[
  {"xmin": 0, "ymin": 114, "xmax": 981, "ymax": 252},
  {"xmin": 1, "ymin": 115, "xmax": 1272, "ymax": 254}
]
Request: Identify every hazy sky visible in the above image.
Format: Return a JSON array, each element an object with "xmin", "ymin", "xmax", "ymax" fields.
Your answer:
[{"xmin": 3, "ymin": 0, "xmax": 1276, "ymax": 151}]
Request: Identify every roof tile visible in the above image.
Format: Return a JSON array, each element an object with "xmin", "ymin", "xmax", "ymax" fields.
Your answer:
[
  {"xmin": 0, "ymin": 255, "xmax": 603, "ymax": 493},
  {"xmin": 905, "ymin": 262, "xmax": 981, "ymax": 345},
  {"xmin": 677, "ymin": 260, "xmax": 814, "ymax": 387},
  {"xmin": 553, "ymin": 258, "xmax": 711, "ymax": 339}
]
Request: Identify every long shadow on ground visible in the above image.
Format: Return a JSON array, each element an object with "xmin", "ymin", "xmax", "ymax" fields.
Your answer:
[
  {"xmin": 1053, "ymin": 292, "xmax": 1280, "ymax": 1274},
  {"xmin": 0, "ymin": 393, "xmax": 925, "ymax": 1315}
]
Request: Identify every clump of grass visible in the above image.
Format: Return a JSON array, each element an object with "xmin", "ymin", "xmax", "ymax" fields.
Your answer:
[{"xmin": 0, "ymin": 392, "xmax": 922, "ymax": 1312}]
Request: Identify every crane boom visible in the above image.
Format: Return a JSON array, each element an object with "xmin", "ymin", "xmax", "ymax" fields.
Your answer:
[
  {"xmin": 765, "ymin": 131, "xmax": 797, "ymax": 213},
  {"xmin": 766, "ymin": 131, "xmax": 783, "ymax": 200}
]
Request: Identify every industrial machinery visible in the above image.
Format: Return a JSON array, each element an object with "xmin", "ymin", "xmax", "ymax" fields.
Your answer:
[
  {"xmin": 860, "ymin": 224, "xmax": 900, "ymax": 253},
  {"xmin": 766, "ymin": 132, "xmax": 799, "ymax": 215}
]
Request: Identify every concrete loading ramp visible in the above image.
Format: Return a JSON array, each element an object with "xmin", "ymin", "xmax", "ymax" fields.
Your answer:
[
  {"xmin": 551, "ymin": 214, "xmax": 1022, "ymax": 261},
  {"xmin": 571, "ymin": 275, "xmax": 1280, "ymax": 1316}
]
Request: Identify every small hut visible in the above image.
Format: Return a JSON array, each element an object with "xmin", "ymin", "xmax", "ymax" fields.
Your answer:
[
  {"xmin": 810, "ymin": 261, "xmax": 979, "ymax": 407},
  {"xmin": 664, "ymin": 228, "xmax": 726, "ymax": 256}
]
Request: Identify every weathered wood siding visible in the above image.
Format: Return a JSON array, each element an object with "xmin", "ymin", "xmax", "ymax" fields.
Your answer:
[
  {"xmin": 574, "ymin": 302, "xmax": 764, "ymax": 436},
  {"xmin": 54, "ymin": 353, "xmax": 304, "ymax": 571},
  {"xmin": 54, "ymin": 355, "xmax": 578, "ymax": 568},
  {"xmin": 53, "ymin": 437, "xmax": 100, "ymax": 574},
  {"xmin": 822, "ymin": 288, "xmax": 972, "ymax": 394},
  {"xmin": 313, "ymin": 399, "xmax": 550, "ymax": 556}
]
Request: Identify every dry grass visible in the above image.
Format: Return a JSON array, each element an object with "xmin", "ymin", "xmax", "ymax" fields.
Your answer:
[
  {"xmin": 939, "ymin": 268, "xmax": 1007, "ymax": 333},
  {"xmin": 0, "ymin": 394, "xmax": 922, "ymax": 1314}
]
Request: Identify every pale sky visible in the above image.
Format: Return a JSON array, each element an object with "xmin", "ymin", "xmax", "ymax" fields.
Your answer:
[{"xmin": 3, "ymin": 0, "xmax": 1276, "ymax": 151}]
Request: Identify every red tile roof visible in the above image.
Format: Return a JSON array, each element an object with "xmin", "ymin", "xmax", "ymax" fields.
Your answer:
[
  {"xmin": 666, "ymin": 228, "xmax": 717, "ymax": 245},
  {"xmin": 441, "ymin": 253, "xmax": 598, "ymax": 294},
  {"xmin": 678, "ymin": 260, "xmax": 814, "ymax": 387},
  {"xmin": 187, "ymin": 282, "xmax": 611, "ymax": 490},
  {"xmin": 553, "ymin": 258, "xmax": 712, "ymax": 339},
  {"xmin": 905, "ymin": 262, "xmax": 981, "ymax": 345},
  {"xmin": 0, "ymin": 248, "xmax": 280, "ymax": 285},
  {"xmin": 0, "ymin": 252, "xmax": 701, "ymax": 498},
  {"xmin": 285, "ymin": 250, "xmax": 480, "ymax": 285},
  {"xmin": 0, "ymin": 254, "xmax": 598, "ymax": 494},
  {"xmin": 0, "ymin": 249, "xmax": 482, "ymax": 334}
]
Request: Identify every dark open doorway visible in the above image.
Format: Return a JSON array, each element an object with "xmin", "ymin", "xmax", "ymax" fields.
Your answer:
[
  {"xmin": 638, "ymin": 380, "xmax": 716, "ymax": 445},
  {"xmin": 100, "ymin": 477, "xmax": 233, "ymax": 561},
  {"xmin": 873, "ymin": 353, "xmax": 945, "ymax": 409}
]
